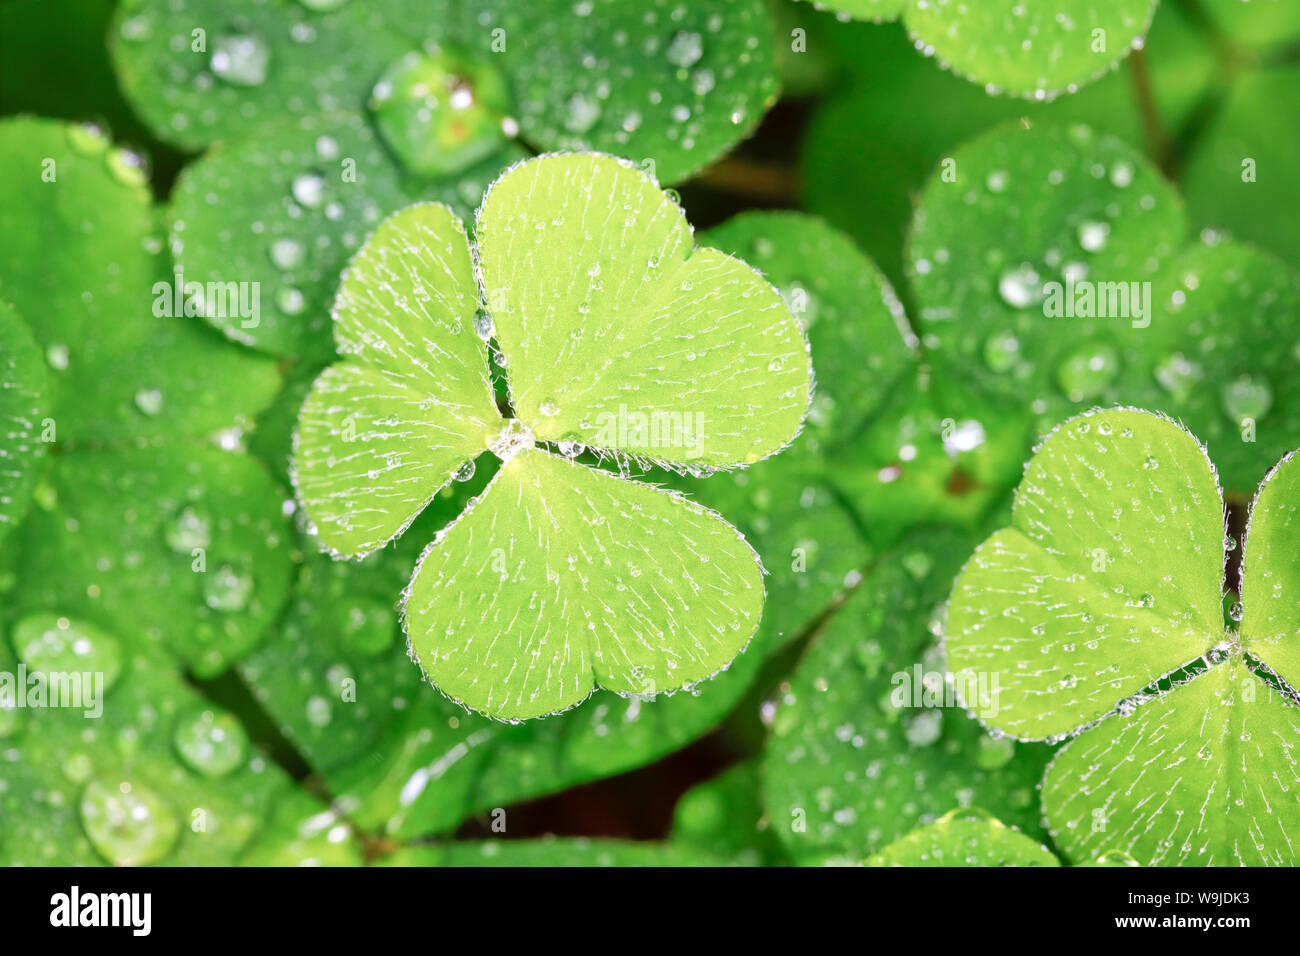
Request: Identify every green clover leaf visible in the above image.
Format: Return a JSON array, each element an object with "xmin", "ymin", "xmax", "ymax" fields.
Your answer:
[
  {"xmin": 0, "ymin": 117, "xmax": 293, "ymax": 676},
  {"xmin": 909, "ymin": 120, "xmax": 1300, "ymax": 494},
  {"xmin": 796, "ymin": 0, "xmax": 1156, "ymax": 99},
  {"xmin": 238, "ymin": 485, "xmax": 778, "ymax": 840},
  {"xmin": 800, "ymin": 8, "xmax": 1212, "ymax": 289},
  {"xmin": 293, "ymin": 153, "xmax": 810, "ymax": 721},
  {"xmin": 382, "ymin": 837, "xmax": 722, "ymax": 867},
  {"xmin": 947, "ymin": 407, "xmax": 1300, "ymax": 865},
  {"xmin": 118, "ymin": 0, "xmax": 779, "ymax": 359},
  {"xmin": 0, "ymin": 117, "xmax": 281, "ymax": 442},
  {"xmin": 671, "ymin": 760, "xmax": 789, "ymax": 866},
  {"xmin": 111, "ymin": 0, "xmax": 776, "ymax": 180},
  {"xmin": 0, "ymin": 616, "xmax": 290, "ymax": 866},
  {"xmin": 1185, "ymin": 66, "xmax": 1300, "ymax": 267},
  {"xmin": 764, "ymin": 528, "xmax": 1054, "ymax": 864},
  {"xmin": 864, "ymin": 809, "xmax": 1060, "ymax": 867},
  {"xmin": 0, "ymin": 301, "xmax": 49, "ymax": 544}
]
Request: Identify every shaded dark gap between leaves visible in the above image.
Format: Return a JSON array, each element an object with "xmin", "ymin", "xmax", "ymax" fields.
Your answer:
[
  {"xmin": 1127, "ymin": 49, "xmax": 1175, "ymax": 179},
  {"xmin": 1224, "ymin": 499, "xmax": 1248, "ymax": 596},
  {"xmin": 451, "ymin": 728, "xmax": 740, "ymax": 842}
]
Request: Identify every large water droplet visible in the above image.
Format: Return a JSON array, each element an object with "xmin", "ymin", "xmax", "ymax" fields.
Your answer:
[
  {"xmin": 1222, "ymin": 374, "xmax": 1272, "ymax": 423},
  {"xmin": 488, "ymin": 418, "xmax": 535, "ymax": 462},
  {"xmin": 67, "ymin": 121, "xmax": 110, "ymax": 156},
  {"xmin": 997, "ymin": 264, "xmax": 1045, "ymax": 309},
  {"xmin": 564, "ymin": 91, "xmax": 601, "ymax": 133},
  {"xmin": 133, "ymin": 387, "xmax": 164, "ymax": 416},
  {"xmin": 12, "ymin": 615, "xmax": 124, "ymax": 691},
  {"xmin": 276, "ymin": 286, "xmax": 306, "ymax": 315},
  {"xmin": 46, "ymin": 342, "xmax": 70, "ymax": 371},
  {"xmin": 1153, "ymin": 352, "xmax": 1203, "ymax": 401},
  {"xmin": 173, "ymin": 706, "xmax": 249, "ymax": 778},
  {"xmin": 80, "ymin": 776, "xmax": 181, "ymax": 866},
  {"xmin": 370, "ymin": 49, "xmax": 513, "ymax": 177},
  {"xmin": 452, "ymin": 459, "xmax": 476, "ymax": 482},
  {"xmin": 210, "ymin": 33, "xmax": 271, "ymax": 87},
  {"xmin": 290, "ymin": 173, "xmax": 326, "ymax": 210},
  {"xmin": 204, "ymin": 563, "xmax": 254, "ymax": 612},
  {"xmin": 165, "ymin": 505, "xmax": 212, "ymax": 554},
  {"xmin": 666, "ymin": 31, "xmax": 704, "ymax": 69},
  {"xmin": 1057, "ymin": 343, "xmax": 1119, "ymax": 401},
  {"xmin": 269, "ymin": 236, "xmax": 307, "ymax": 270},
  {"xmin": 1076, "ymin": 220, "xmax": 1109, "ymax": 253},
  {"xmin": 306, "ymin": 695, "xmax": 333, "ymax": 728}
]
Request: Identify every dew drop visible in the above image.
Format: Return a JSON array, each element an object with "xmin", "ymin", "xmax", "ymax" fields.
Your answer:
[
  {"xmin": 1222, "ymin": 374, "xmax": 1272, "ymax": 423},
  {"xmin": 290, "ymin": 173, "xmax": 326, "ymax": 209},
  {"xmin": 46, "ymin": 342, "xmax": 70, "ymax": 371},
  {"xmin": 370, "ymin": 50, "xmax": 513, "ymax": 177},
  {"xmin": 1056, "ymin": 343, "xmax": 1119, "ymax": 402},
  {"xmin": 997, "ymin": 264, "xmax": 1045, "ymax": 309},
  {"xmin": 67, "ymin": 120, "xmax": 110, "ymax": 156},
  {"xmin": 12, "ymin": 615, "xmax": 124, "ymax": 691},
  {"xmin": 269, "ymin": 236, "xmax": 306, "ymax": 270},
  {"xmin": 666, "ymin": 31, "xmax": 704, "ymax": 68},
  {"xmin": 173, "ymin": 706, "xmax": 249, "ymax": 778},
  {"xmin": 210, "ymin": 33, "xmax": 271, "ymax": 87},
  {"xmin": 564, "ymin": 92, "xmax": 601, "ymax": 133},
  {"xmin": 133, "ymin": 387, "xmax": 164, "ymax": 416},
  {"xmin": 164, "ymin": 505, "xmax": 212, "ymax": 553},
  {"xmin": 1077, "ymin": 220, "xmax": 1109, "ymax": 253},
  {"xmin": 204, "ymin": 563, "xmax": 254, "ymax": 612},
  {"xmin": 983, "ymin": 331, "xmax": 1021, "ymax": 372},
  {"xmin": 80, "ymin": 776, "xmax": 180, "ymax": 866}
]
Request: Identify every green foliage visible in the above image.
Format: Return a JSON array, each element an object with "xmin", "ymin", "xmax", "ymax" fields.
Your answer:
[
  {"xmin": 0, "ymin": 617, "xmax": 288, "ymax": 866},
  {"xmin": 947, "ymin": 408, "xmax": 1300, "ymax": 865},
  {"xmin": 2, "ymin": 0, "xmax": 1297, "ymax": 870},
  {"xmin": 764, "ymin": 528, "xmax": 1054, "ymax": 864},
  {"xmin": 865, "ymin": 809, "xmax": 1060, "ymax": 867},
  {"xmin": 111, "ymin": 0, "xmax": 775, "ymax": 183},
  {"xmin": 0, "ymin": 301, "xmax": 48, "ymax": 543},
  {"xmin": 383, "ymin": 837, "xmax": 721, "ymax": 867},
  {"xmin": 294, "ymin": 154, "xmax": 810, "ymax": 720}
]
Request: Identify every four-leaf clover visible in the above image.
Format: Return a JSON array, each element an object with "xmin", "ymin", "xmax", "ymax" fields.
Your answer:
[
  {"xmin": 293, "ymin": 153, "xmax": 811, "ymax": 720},
  {"xmin": 946, "ymin": 407, "xmax": 1300, "ymax": 865}
]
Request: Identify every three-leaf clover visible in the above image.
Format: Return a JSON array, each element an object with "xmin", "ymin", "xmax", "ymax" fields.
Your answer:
[
  {"xmin": 946, "ymin": 407, "xmax": 1300, "ymax": 865},
  {"xmin": 293, "ymin": 153, "xmax": 811, "ymax": 721}
]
